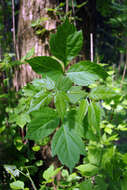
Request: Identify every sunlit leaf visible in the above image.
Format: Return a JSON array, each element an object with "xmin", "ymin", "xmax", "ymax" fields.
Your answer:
[
  {"xmin": 76, "ymin": 163, "xmax": 98, "ymax": 176},
  {"xmin": 77, "ymin": 99, "xmax": 88, "ymax": 123},
  {"xmin": 50, "ymin": 19, "xmax": 83, "ymax": 65},
  {"xmin": 67, "ymin": 61, "xmax": 108, "ymax": 86},
  {"xmin": 67, "ymin": 86, "xmax": 87, "ymax": 104},
  {"xmin": 88, "ymin": 102, "xmax": 101, "ymax": 135},
  {"xmin": 27, "ymin": 56, "xmax": 63, "ymax": 80},
  {"xmin": 89, "ymin": 86, "xmax": 119, "ymax": 100},
  {"xmin": 51, "ymin": 118, "xmax": 85, "ymax": 171},
  {"xmin": 10, "ymin": 180, "xmax": 24, "ymax": 190}
]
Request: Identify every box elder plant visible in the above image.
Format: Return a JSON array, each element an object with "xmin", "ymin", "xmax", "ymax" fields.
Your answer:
[{"xmin": 25, "ymin": 19, "xmax": 115, "ymax": 171}]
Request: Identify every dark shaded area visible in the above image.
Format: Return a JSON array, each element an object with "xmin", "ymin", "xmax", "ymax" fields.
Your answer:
[
  {"xmin": 76, "ymin": 0, "xmax": 96, "ymax": 60},
  {"xmin": 96, "ymin": 11, "xmax": 120, "ymax": 64}
]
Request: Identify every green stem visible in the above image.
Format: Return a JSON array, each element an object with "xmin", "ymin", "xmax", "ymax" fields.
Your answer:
[
  {"xmin": 9, "ymin": 171, "xmax": 16, "ymax": 182},
  {"xmin": 27, "ymin": 175, "xmax": 37, "ymax": 190},
  {"xmin": 26, "ymin": 168, "xmax": 37, "ymax": 190},
  {"xmin": 18, "ymin": 168, "xmax": 37, "ymax": 190}
]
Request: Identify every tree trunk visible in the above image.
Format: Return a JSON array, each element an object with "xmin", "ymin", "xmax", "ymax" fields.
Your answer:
[
  {"xmin": 13, "ymin": 0, "xmax": 57, "ymax": 90},
  {"xmin": 13, "ymin": 1, "xmax": 62, "ymax": 185}
]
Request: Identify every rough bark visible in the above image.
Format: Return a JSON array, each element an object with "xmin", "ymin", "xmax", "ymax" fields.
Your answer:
[{"xmin": 13, "ymin": 0, "xmax": 57, "ymax": 90}]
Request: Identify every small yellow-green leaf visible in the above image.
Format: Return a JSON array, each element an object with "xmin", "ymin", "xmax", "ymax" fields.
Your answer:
[
  {"xmin": 76, "ymin": 164, "xmax": 98, "ymax": 176},
  {"xmin": 43, "ymin": 165, "xmax": 62, "ymax": 181},
  {"xmin": 10, "ymin": 180, "xmax": 24, "ymax": 190},
  {"xmin": 32, "ymin": 145, "xmax": 40, "ymax": 152}
]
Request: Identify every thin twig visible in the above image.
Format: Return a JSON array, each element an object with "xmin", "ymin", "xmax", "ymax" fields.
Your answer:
[
  {"xmin": 19, "ymin": 168, "xmax": 37, "ymax": 190},
  {"xmin": 12, "ymin": 0, "xmax": 16, "ymax": 52},
  {"xmin": 118, "ymin": 52, "xmax": 124, "ymax": 74},
  {"xmin": 120, "ymin": 50, "xmax": 127, "ymax": 89},
  {"xmin": 26, "ymin": 168, "xmax": 37, "ymax": 190},
  {"xmin": 90, "ymin": 33, "xmax": 94, "ymax": 62},
  {"xmin": 112, "ymin": 64, "xmax": 115, "ymax": 84},
  {"xmin": 72, "ymin": 0, "xmax": 76, "ymax": 26},
  {"xmin": 66, "ymin": 0, "xmax": 69, "ymax": 14},
  {"xmin": 52, "ymin": 180, "xmax": 57, "ymax": 190},
  {"xmin": 12, "ymin": 0, "xmax": 19, "ymax": 59}
]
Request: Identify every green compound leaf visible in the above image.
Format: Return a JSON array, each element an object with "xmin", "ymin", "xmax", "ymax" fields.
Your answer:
[
  {"xmin": 29, "ymin": 91, "xmax": 52, "ymax": 112},
  {"xmin": 32, "ymin": 77, "xmax": 55, "ymax": 90},
  {"xmin": 50, "ymin": 19, "xmax": 83, "ymax": 65},
  {"xmin": 80, "ymin": 179, "xmax": 93, "ymax": 190},
  {"xmin": 43, "ymin": 165, "xmax": 62, "ymax": 181},
  {"xmin": 16, "ymin": 113, "xmax": 31, "ymax": 128},
  {"xmin": 65, "ymin": 31, "xmax": 83, "ymax": 62},
  {"xmin": 88, "ymin": 145, "xmax": 102, "ymax": 166},
  {"xmin": 26, "ymin": 107, "xmax": 59, "ymax": 141},
  {"xmin": 67, "ymin": 61, "xmax": 109, "ymax": 86},
  {"xmin": 94, "ymin": 176, "xmax": 108, "ymax": 190},
  {"xmin": 27, "ymin": 56, "xmax": 63, "ymax": 80},
  {"xmin": 89, "ymin": 86, "xmax": 119, "ymax": 100},
  {"xmin": 51, "ymin": 121, "xmax": 85, "ymax": 171},
  {"xmin": 55, "ymin": 75, "xmax": 72, "ymax": 92},
  {"xmin": 121, "ymin": 177, "xmax": 127, "ymax": 190},
  {"xmin": 67, "ymin": 86, "xmax": 87, "ymax": 104},
  {"xmin": 76, "ymin": 163, "xmax": 98, "ymax": 176},
  {"xmin": 62, "ymin": 110, "xmax": 85, "ymax": 138},
  {"xmin": 55, "ymin": 92, "xmax": 69, "ymax": 121},
  {"xmin": 77, "ymin": 99, "xmax": 88, "ymax": 123},
  {"xmin": 88, "ymin": 102, "xmax": 101, "ymax": 136}
]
